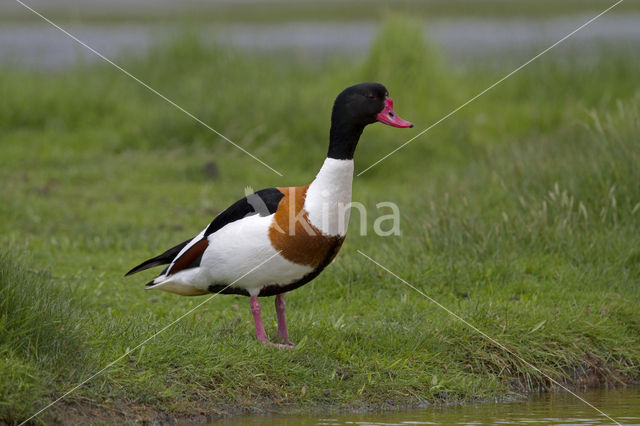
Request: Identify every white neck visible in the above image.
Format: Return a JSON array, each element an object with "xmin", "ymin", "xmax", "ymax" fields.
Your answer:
[{"xmin": 304, "ymin": 158, "xmax": 354, "ymax": 236}]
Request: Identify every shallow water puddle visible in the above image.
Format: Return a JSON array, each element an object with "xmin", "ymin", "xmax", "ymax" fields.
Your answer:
[{"xmin": 212, "ymin": 386, "xmax": 640, "ymax": 425}]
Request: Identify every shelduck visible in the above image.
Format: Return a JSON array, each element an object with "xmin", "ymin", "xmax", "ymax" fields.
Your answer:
[{"xmin": 126, "ymin": 82, "xmax": 413, "ymax": 347}]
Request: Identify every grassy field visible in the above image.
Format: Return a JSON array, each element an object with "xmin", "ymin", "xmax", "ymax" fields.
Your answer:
[
  {"xmin": 1, "ymin": 16, "xmax": 639, "ymax": 423},
  {"xmin": 6, "ymin": 0, "xmax": 640, "ymax": 23}
]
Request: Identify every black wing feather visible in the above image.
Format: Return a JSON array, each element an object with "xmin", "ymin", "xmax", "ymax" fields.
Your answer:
[
  {"xmin": 204, "ymin": 187, "xmax": 284, "ymax": 237},
  {"xmin": 125, "ymin": 238, "xmax": 191, "ymax": 276},
  {"xmin": 125, "ymin": 188, "xmax": 284, "ymax": 278}
]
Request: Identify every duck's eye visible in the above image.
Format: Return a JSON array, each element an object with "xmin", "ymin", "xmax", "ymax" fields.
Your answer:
[{"xmin": 366, "ymin": 93, "xmax": 375, "ymax": 99}]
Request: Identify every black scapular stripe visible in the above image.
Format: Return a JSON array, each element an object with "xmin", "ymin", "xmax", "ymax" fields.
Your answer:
[
  {"xmin": 126, "ymin": 188, "xmax": 284, "ymax": 278},
  {"xmin": 204, "ymin": 187, "xmax": 284, "ymax": 237}
]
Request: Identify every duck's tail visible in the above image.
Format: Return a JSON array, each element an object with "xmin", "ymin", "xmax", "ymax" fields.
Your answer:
[{"xmin": 124, "ymin": 238, "xmax": 191, "ymax": 276}]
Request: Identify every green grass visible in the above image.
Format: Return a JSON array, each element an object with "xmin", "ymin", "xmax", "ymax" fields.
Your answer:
[
  {"xmin": 6, "ymin": 0, "xmax": 640, "ymax": 24},
  {"xmin": 1, "ymin": 16, "xmax": 639, "ymax": 423},
  {"xmin": 0, "ymin": 252, "xmax": 90, "ymax": 420}
]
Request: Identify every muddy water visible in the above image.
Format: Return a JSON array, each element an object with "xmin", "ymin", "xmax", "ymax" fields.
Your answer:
[{"xmin": 212, "ymin": 386, "xmax": 640, "ymax": 425}]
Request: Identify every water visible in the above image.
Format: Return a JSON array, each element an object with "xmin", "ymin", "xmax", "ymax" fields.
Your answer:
[
  {"xmin": 2, "ymin": 15, "xmax": 640, "ymax": 69},
  {"xmin": 211, "ymin": 387, "xmax": 640, "ymax": 425}
]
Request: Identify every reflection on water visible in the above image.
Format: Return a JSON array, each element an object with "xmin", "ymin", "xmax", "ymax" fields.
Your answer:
[{"xmin": 212, "ymin": 386, "xmax": 640, "ymax": 425}]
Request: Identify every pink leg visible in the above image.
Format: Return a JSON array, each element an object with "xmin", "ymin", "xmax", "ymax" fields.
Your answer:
[
  {"xmin": 250, "ymin": 296, "xmax": 268, "ymax": 343},
  {"xmin": 275, "ymin": 294, "xmax": 294, "ymax": 346},
  {"xmin": 250, "ymin": 295, "xmax": 293, "ymax": 349}
]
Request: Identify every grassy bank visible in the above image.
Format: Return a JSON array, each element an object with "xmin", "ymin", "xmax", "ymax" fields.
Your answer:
[
  {"xmin": 1, "ymin": 17, "xmax": 639, "ymax": 423},
  {"xmin": 6, "ymin": 0, "xmax": 640, "ymax": 24}
]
